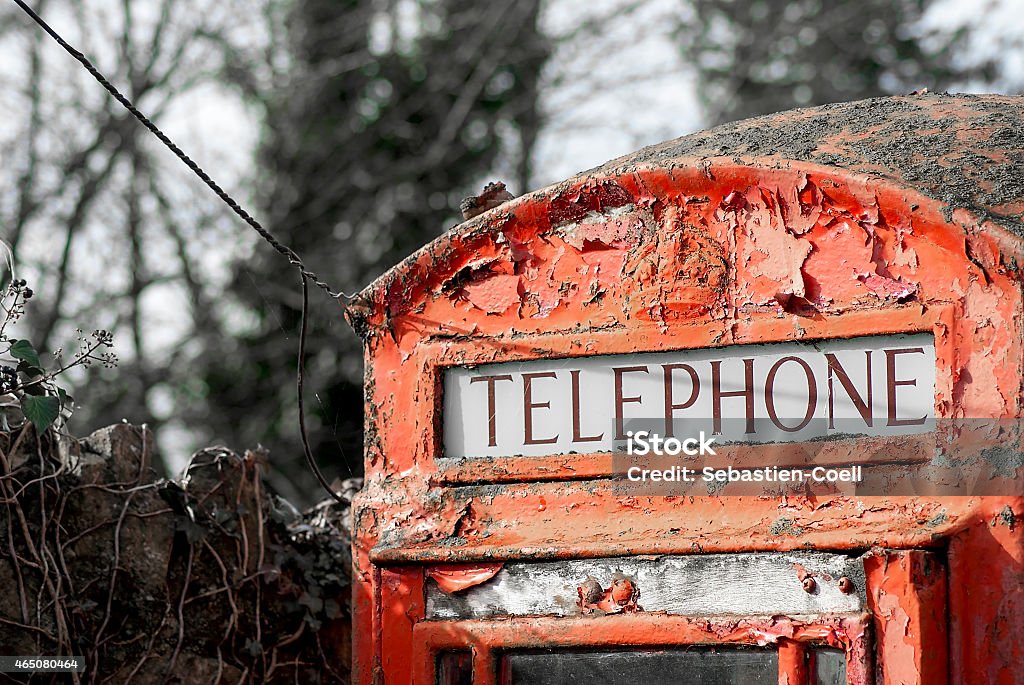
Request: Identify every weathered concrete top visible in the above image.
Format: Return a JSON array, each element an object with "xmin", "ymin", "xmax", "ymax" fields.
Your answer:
[
  {"xmin": 598, "ymin": 93, "xmax": 1024, "ymax": 228},
  {"xmin": 347, "ymin": 93, "xmax": 1023, "ymax": 332}
]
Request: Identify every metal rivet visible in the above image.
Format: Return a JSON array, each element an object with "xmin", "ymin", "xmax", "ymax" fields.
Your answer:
[
  {"xmin": 838, "ymin": 576, "xmax": 854, "ymax": 594},
  {"xmin": 802, "ymin": 577, "xmax": 817, "ymax": 593}
]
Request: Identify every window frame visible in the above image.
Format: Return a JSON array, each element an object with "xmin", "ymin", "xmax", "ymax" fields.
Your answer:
[{"xmin": 414, "ymin": 614, "xmax": 872, "ymax": 685}]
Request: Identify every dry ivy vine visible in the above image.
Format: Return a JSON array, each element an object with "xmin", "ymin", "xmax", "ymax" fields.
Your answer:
[{"xmin": 0, "ymin": 422, "xmax": 354, "ymax": 684}]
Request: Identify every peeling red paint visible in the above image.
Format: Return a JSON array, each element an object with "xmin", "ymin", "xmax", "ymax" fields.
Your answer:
[
  {"xmin": 858, "ymin": 272, "xmax": 918, "ymax": 300},
  {"xmin": 346, "ymin": 95, "xmax": 1024, "ymax": 684},
  {"xmin": 426, "ymin": 563, "xmax": 504, "ymax": 593},
  {"xmin": 554, "ymin": 207, "xmax": 644, "ymax": 251},
  {"xmin": 462, "ymin": 273, "xmax": 521, "ymax": 314},
  {"xmin": 576, "ymin": 575, "xmax": 641, "ymax": 614},
  {"xmin": 411, "ymin": 614, "xmax": 872, "ymax": 685},
  {"xmin": 865, "ymin": 549, "xmax": 948, "ymax": 684},
  {"xmin": 547, "ymin": 180, "xmax": 633, "ymax": 225}
]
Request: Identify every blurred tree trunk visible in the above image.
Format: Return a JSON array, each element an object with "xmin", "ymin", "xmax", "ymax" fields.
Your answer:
[
  {"xmin": 676, "ymin": 0, "xmax": 994, "ymax": 125},
  {"xmin": 190, "ymin": 0, "xmax": 551, "ymax": 504}
]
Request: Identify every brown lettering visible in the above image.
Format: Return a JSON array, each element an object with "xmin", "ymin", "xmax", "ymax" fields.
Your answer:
[
  {"xmin": 523, "ymin": 372, "xmax": 558, "ymax": 445},
  {"xmin": 663, "ymin": 363, "xmax": 700, "ymax": 437},
  {"xmin": 826, "ymin": 352, "xmax": 872, "ymax": 428},
  {"xmin": 470, "ymin": 375, "xmax": 514, "ymax": 447},
  {"xmin": 570, "ymin": 370, "xmax": 603, "ymax": 443},
  {"xmin": 711, "ymin": 359, "xmax": 755, "ymax": 434},
  {"xmin": 765, "ymin": 356, "xmax": 816, "ymax": 432},
  {"xmin": 614, "ymin": 366, "xmax": 649, "ymax": 440},
  {"xmin": 886, "ymin": 348, "xmax": 927, "ymax": 426}
]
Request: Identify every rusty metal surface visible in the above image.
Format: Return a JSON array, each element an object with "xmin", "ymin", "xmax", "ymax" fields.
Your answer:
[{"xmin": 345, "ymin": 94, "xmax": 1024, "ymax": 684}]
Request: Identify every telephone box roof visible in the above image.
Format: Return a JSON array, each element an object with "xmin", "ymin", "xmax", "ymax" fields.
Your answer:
[{"xmin": 347, "ymin": 93, "xmax": 1024, "ymax": 332}]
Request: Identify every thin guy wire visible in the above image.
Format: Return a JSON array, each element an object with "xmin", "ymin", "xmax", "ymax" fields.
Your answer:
[
  {"xmin": 10, "ymin": 0, "xmax": 352, "ymax": 301},
  {"xmin": 12, "ymin": 0, "xmax": 352, "ymax": 504},
  {"xmin": 298, "ymin": 275, "xmax": 348, "ymax": 505}
]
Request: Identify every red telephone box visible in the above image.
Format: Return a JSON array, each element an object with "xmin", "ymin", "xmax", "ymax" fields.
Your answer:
[{"xmin": 345, "ymin": 94, "xmax": 1024, "ymax": 684}]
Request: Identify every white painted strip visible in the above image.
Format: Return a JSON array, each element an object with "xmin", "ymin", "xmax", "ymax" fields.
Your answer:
[{"xmin": 426, "ymin": 552, "xmax": 866, "ymax": 620}]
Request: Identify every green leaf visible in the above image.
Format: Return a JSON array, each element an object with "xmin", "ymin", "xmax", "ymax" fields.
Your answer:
[
  {"xmin": 16, "ymin": 360, "xmax": 43, "ymax": 378},
  {"xmin": 9, "ymin": 339, "xmax": 42, "ymax": 370},
  {"xmin": 21, "ymin": 395, "xmax": 60, "ymax": 434}
]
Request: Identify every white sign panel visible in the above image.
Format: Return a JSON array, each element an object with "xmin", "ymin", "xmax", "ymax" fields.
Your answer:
[{"xmin": 443, "ymin": 334, "xmax": 935, "ymax": 459}]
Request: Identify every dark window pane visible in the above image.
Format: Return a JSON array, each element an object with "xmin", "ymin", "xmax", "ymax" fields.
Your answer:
[
  {"xmin": 504, "ymin": 647, "xmax": 777, "ymax": 685},
  {"xmin": 812, "ymin": 648, "xmax": 846, "ymax": 685},
  {"xmin": 437, "ymin": 651, "xmax": 473, "ymax": 685}
]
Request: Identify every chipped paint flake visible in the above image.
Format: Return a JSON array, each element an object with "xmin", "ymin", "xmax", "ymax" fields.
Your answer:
[
  {"xmin": 463, "ymin": 273, "xmax": 521, "ymax": 314},
  {"xmin": 426, "ymin": 563, "xmax": 504, "ymax": 593},
  {"xmin": 857, "ymin": 272, "xmax": 918, "ymax": 300}
]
